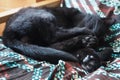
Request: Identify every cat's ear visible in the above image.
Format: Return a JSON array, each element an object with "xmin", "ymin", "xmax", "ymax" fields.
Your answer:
[
  {"xmin": 102, "ymin": 17, "xmax": 115, "ymax": 26},
  {"xmin": 98, "ymin": 47, "xmax": 114, "ymax": 61}
]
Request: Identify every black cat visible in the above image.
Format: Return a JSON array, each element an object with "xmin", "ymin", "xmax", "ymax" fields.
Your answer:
[{"xmin": 2, "ymin": 7, "xmax": 113, "ymax": 72}]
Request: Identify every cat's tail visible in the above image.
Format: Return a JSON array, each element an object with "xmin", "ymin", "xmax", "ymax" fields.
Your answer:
[{"xmin": 2, "ymin": 38, "xmax": 78, "ymax": 64}]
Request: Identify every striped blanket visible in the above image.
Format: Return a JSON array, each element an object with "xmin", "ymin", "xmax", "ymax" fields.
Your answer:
[{"xmin": 61, "ymin": 0, "xmax": 120, "ymax": 17}]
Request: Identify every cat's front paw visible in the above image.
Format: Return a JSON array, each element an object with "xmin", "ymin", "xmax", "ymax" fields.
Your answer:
[
  {"xmin": 81, "ymin": 54, "xmax": 101, "ymax": 72},
  {"xmin": 82, "ymin": 35, "xmax": 98, "ymax": 48},
  {"xmin": 75, "ymin": 48, "xmax": 101, "ymax": 72}
]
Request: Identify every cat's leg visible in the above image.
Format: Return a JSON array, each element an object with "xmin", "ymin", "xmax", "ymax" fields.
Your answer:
[{"xmin": 51, "ymin": 35, "xmax": 98, "ymax": 52}]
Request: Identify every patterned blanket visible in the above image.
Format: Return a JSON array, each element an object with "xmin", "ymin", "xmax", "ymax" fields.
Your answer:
[
  {"xmin": 0, "ymin": 38, "xmax": 120, "ymax": 80},
  {"xmin": 61, "ymin": 0, "xmax": 120, "ymax": 17}
]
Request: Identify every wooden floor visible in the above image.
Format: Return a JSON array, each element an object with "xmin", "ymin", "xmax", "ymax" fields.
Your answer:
[
  {"xmin": 0, "ymin": 23, "xmax": 5, "ymax": 36},
  {"xmin": 0, "ymin": 0, "xmax": 42, "ymax": 12},
  {"xmin": 0, "ymin": 0, "xmax": 43, "ymax": 36}
]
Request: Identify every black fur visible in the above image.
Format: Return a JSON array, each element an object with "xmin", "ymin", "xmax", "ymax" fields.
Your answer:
[{"xmin": 2, "ymin": 7, "xmax": 113, "ymax": 72}]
